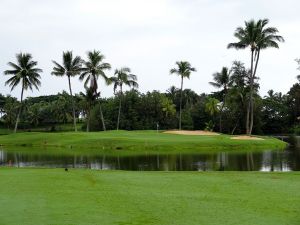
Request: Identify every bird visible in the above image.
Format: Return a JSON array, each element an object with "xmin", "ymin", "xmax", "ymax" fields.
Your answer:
[{"xmin": 65, "ymin": 168, "xmax": 68, "ymax": 172}]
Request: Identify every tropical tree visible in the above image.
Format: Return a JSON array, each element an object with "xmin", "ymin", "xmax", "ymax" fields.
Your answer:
[
  {"xmin": 228, "ymin": 18, "xmax": 284, "ymax": 135},
  {"xmin": 209, "ymin": 67, "xmax": 231, "ymax": 132},
  {"xmin": 170, "ymin": 61, "xmax": 196, "ymax": 130},
  {"xmin": 4, "ymin": 53, "xmax": 42, "ymax": 132},
  {"xmin": 51, "ymin": 51, "xmax": 82, "ymax": 131},
  {"xmin": 80, "ymin": 50, "xmax": 111, "ymax": 131},
  {"xmin": 109, "ymin": 67, "xmax": 138, "ymax": 130},
  {"xmin": 205, "ymin": 97, "xmax": 220, "ymax": 131},
  {"xmin": 79, "ymin": 88, "xmax": 99, "ymax": 132}
]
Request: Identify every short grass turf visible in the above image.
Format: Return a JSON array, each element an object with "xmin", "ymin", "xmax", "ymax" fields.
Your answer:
[
  {"xmin": 0, "ymin": 130, "xmax": 286, "ymax": 154},
  {"xmin": 0, "ymin": 168, "xmax": 299, "ymax": 225}
]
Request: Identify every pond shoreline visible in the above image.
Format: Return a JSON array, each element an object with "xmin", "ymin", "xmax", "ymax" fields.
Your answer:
[{"xmin": 0, "ymin": 130, "xmax": 287, "ymax": 153}]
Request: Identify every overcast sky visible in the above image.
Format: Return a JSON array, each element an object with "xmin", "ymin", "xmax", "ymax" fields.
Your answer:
[{"xmin": 1, "ymin": 0, "xmax": 299, "ymax": 99}]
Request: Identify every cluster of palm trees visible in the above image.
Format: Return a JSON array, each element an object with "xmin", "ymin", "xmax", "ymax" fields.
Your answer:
[
  {"xmin": 227, "ymin": 18, "xmax": 284, "ymax": 135},
  {"xmin": 4, "ymin": 18, "xmax": 284, "ymax": 135},
  {"xmin": 4, "ymin": 50, "xmax": 139, "ymax": 132}
]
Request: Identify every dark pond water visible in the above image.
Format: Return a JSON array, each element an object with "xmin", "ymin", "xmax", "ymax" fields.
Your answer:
[{"xmin": 0, "ymin": 136, "xmax": 299, "ymax": 171}]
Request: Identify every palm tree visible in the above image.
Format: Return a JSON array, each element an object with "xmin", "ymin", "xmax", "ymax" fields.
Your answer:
[
  {"xmin": 80, "ymin": 88, "xmax": 99, "ymax": 132},
  {"xmin": 209, "ymin": 67, "xmax": 231, "ymax": 132},
  {"xmin": 205, "ymin": 97, "xmax": 220, "ymax": 131},
  {"xmin": 51, "ymin": 51, "xmax": 82, "ymax": 132},
  {"xmin": 109, "ymin": 67, "xmax": 138, "ymax": 130},
  {"xmin": 228, "ymin": 18, "xmax": 284, "ymax": 135},
  {"xmin": 80, "ymin": 50, "xmax": 111, "ymax": 131},
  {"xmin": 170, "ymin": 61, "xmax": 196, "ymax": 130},
  {"xmin": 4, "ymin": 53, "xmax": 42, "ymax": 133}
]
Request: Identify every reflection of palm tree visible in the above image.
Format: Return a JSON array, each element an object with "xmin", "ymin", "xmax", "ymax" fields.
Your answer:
[
  {"xmin": 170, "ymin": 61, "xmax": 196, "ymax": 130},
  {"xmin": 52, "ymin": 51, "xmax": 82, "ymax": 132},
  {"xmin": 109, "ymin": 67, "xmax": 138, "ymax": 130},
  {"xmin": 80, "ymin": 50, "xmax": 111, "ymax": 131},
  {"xmin": 4, "ymin": 53, "xmax": 42, "ymax": 132},
  {"xmin": 209, "ymin": 67, "xmax": 231, "ymax": 132}
]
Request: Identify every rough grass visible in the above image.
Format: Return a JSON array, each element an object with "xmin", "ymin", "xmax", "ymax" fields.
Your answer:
[
  {"xmin": 0, "ymin": 130, "xmax": 286, "ymax": 154},
  {"xmin": 0, "ymin": 168, "xmax": 299, "ymax": 225}
]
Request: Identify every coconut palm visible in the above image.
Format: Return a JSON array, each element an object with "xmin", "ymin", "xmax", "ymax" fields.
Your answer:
[
  {"xmin": 4, "ymin": 53, "xmax": 42, "ymax": 133},
  {"xmin": 51, "ymin": 51, "xmax": 82, "ymax": 132},
  {"xmin": 80, "ymin": 50, "xmax": 111, "ymax": 131},
  {"xmin": 109, "ymin": 67, "xmax": 138, "ymax": 130},
  {"xmin": 170, "ymin": 61, "xmax": 196, "ymax": 130},
  {"xmin": 228, "ymin": 18, "xmax": 284, "ymax": 135},
  {"xmin": 209, "ymin": 67, "xmax": 231, "ymax": 132}
]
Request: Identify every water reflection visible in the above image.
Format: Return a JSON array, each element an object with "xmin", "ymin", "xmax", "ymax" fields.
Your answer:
[
  {"xmin": 0, "ymin": 148, "xmax": 299, "ymax": 171},
  {"xmin": 1, "ymin": 136, "xmax": 299, "ymax": 171}
]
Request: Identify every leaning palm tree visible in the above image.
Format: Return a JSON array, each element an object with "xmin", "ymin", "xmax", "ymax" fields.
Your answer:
[
  {"xmin": 109, "ymin": 67, "xmax": 138, "ymax": 130},
  {"xmin": 170, "ymin": 61, "xmax": 196, "ymax": 130},
  {"xmin": 80, "ymin": 50, "xmax": 111, "ymax": 131},
  {"xmin": 51, "ymin": 51, "xmax": 82, "ymax": 132},
  {"xmin": 209, "ymin": 67, "xmax": 231, "ymax": 132},
  {"xmin": 228, "ymin": 18, "xmax": 284, "ymax": 135},
  {"xmin": 4, "ymin": 53, "xmax": 42, "ymax": 133}
]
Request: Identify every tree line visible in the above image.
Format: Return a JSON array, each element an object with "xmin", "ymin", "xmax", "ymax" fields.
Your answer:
[{"xmin": 1, "ymin": 18, "xmax": 299, "ymax": 134}]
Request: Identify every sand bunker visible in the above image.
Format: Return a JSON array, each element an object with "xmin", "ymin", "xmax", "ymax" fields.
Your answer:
[
  {"xmin": 164, "ymin": 130, "xmax": 220, "ymax": 136},
  {"xmin": 231, "ymin": 135, "xmax": 264, "ymax": 140}
]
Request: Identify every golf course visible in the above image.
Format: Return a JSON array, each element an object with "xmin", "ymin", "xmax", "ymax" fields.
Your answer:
[
  {"xmin": 0, "ymin": 168, "xmax": 299, "ymax": 225},
  {"xmin": 0, "ymin": 130, "xmax": 287, "ymax": 153},
  {"xmin": 1, "ymin": 131, "xmax": 299, "ymax": 224},
  {"xmin": 1, "ymin": 1, "xmax": 300, "ymax": 224}
]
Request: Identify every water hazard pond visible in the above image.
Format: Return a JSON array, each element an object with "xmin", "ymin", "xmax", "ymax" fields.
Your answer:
[{"xmin": 1, "ymin": 136, "xmax": 299, "ymax": 171}]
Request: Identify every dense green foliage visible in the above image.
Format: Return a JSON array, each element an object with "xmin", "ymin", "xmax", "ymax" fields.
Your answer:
[
  {"xmin": 1, "ymin": 69, "xmax": 299, "ymax": 134},
  {"xmin": 0, "ymin": 168, "xmax": 299, "ymax": 225}
]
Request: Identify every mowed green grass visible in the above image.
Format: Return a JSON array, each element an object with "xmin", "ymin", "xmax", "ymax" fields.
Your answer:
[
  {"xmin": 0, "ymin": 130, "xmax": 286, "ymax": 154},
  {"xmin": 0, "ymin": 168, "xmax": 299, "ymax": 225}
]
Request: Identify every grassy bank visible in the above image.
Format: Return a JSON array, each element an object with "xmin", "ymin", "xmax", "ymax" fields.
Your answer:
[
  {"xmin": 0, "ymin": 168, "xmax": 299, "ymax": 225},
  {"xmin": 0, "ymin": 130, "xmax": 286, "ymax": 154}
]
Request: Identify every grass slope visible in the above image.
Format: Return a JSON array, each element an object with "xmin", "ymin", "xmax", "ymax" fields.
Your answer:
[
  {"xmin": 0, "ymin": 130, "xmax": 286, "ymax": 154},
  {"xmin": 0, "ymin": 168, "xmax": 299, "ymax": 225}
]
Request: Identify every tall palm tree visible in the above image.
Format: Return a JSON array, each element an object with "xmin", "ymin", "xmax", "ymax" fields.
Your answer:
[
  {"xmin": 170, "ymin": 61, "xmax": 196, "ymax": 130},
  {"xmin": 109, "ymin": 67, "xmax": 138, "ymax": 130},
  {"xmin": 4, "ymin": 53, "xmax": 42, "ymax": 133},
  {"xmin": 80, "ymin": 50, "xmax": 111, "ymax": 131},
  {"xmin": 209, "ymin": 67, "xmax": 231, "ymax": 132},
  {"xmin": 228, "ymin": 18, "xmax": 284, "ymax": 135},
  {"xmin": 51, "ymin": 51, "xmax": 82, "ymax": 132}
]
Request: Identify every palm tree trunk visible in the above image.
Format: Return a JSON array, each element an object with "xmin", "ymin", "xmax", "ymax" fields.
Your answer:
[
  {"xmin": 86, "ymin": 107, "xmax": 90, "ymax": 132},
  {"xmin": 117, "ymin": 88, "xmax": 122, "ymax": 131},
  {"xmin": 249, "ymin": 50, "xmax": 260, "ymax": 134},
  {"xmin": 68, "ymin": 76, "xmax": 77, "ymax": 132},
  {"xmin": 14, "ymin": 80, "xmax": 24, "ymax": 133},
  {"xmin": 219, "ymin": 93, "xmax": 226, "ymax": 133},
  {"xmin": 99, "ymin": 100, "xmax": 106, "ymax": 131},
  {"xmin": 179, "ymin": 76, "xmax": 183, "ymax": 130},
  {"xmin": 246, "ymin": 49, "xmax": 255, "ymax": 135}
]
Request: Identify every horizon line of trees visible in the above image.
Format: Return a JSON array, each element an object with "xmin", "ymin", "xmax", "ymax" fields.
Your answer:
[{"xmin": 2, "ymin": 18, "xmax": 299, "ymax": 134}]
